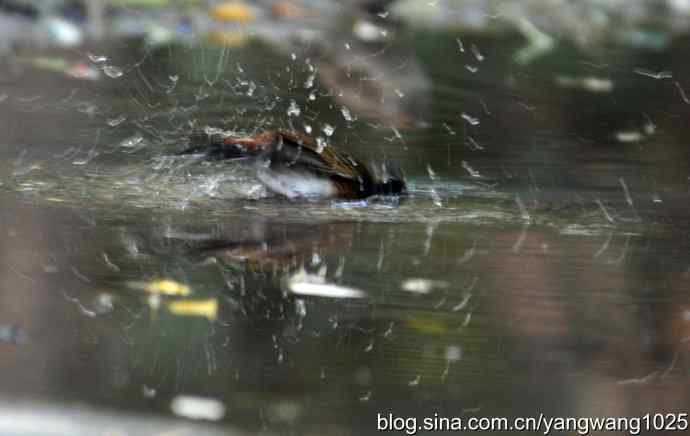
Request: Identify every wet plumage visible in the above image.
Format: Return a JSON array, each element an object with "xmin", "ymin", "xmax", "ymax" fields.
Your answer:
[{"xmin": 179, "ymin": 130, "xmax": 406, "ymax": 199}]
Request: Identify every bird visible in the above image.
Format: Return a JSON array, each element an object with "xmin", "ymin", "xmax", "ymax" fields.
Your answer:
[{"xmin": 178, "ymin": 130, "xmax": 406, "ymax": 200}]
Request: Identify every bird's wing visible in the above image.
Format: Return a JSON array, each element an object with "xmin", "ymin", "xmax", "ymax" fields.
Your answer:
[{"xmin": 274, "ymin": 131, "xmax": 362, "ymax": 180}]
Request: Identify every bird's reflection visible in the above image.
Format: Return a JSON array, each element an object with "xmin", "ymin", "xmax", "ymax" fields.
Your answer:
[
  {"xmin": 180, "ymin": 218, "xmax": 359, "ymax": 269},
  {"xmin": 134, "ymin": 215, "xmax": 367, "ymax": 321}
]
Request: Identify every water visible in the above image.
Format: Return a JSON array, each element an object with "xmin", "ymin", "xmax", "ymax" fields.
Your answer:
[{"xmin": 1, "ymin": 28, "xmax": 689, "ymax": 435}]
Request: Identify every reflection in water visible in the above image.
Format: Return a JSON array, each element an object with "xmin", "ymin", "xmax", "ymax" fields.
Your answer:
[{"xmin": 2, "ymin": 185, "xmax": 688, "ymax": 432}]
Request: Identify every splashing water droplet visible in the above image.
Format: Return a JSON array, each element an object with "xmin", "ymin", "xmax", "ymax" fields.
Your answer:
[
  {"xmin": 87, "ymin": 53, "xmax": 107, "ymax": 63},
  {"xmin": 107, "ymin": 114, "xmax": 126, "ymax": 127},
  {"xmin": 408, "ymin": 375, "xmax": 421, "ymax": 387},
  {"xmin": 460, "ymin": 112, "xmax": 480, "ymax": 126},
  {"xmin": 103, "ymin": 65, "xmax": 123, "ymax": 78},
  {"xmin": 364, "ymin": 339, "xmax": 374, "ymax": 352},
  {"xmin": 304, "ymin": 73, "xmax": 315, "ymax": 89},
  {"xmin": 394, "ymin": 89, "xmax": 405, "ymax": 98},
  {"xmin": 120, "ymin": 134, "xmax": 144, "ymax": 148},
  {"xmin": 461, "ymin": 160, "xmax": 481, "ymax": 178},
  {"xmin": 470, "ymin": 44, "xmax": 484, "ymax": 62},
  {"xmin": 246, "ymin": 81, "xmax": 256, "ymax": 97},
  {"xmin": 308, "ymin": 91, "xmax": 316, "ymax": 101},
  {"xmin": 316, "ymin": 137, "xmax": 326, "ymax": 153},
  {"xmin": 287, "ymin": 100, "xmax": 301, "ymax": 117},
  {"xmin": 446, "ymin": 345, "xmax": 463, "ymax": 361},
  {"xmin": 295, "ymin": 299, "xmax": 306, "ymax": 318},
  {"xmin": 291, "ymin": 52, "xmax": 297, "ymax": 61},
  {"xmin": 426, "ymin": 165, "xmax": 437, "ymax": 180},
  {"xmin": 431, "ymin": 188, "xmax": 443, "ymax": 207},
  {"xmin": 322, "ymin": 124, "xmax": 335, "ymax": 137},
  {"xmin": 341, "ymin": 106, "xmax": 355, "ymax": 122},
  {"xmin": 304, "ymin": 124, "xmax": 312, "ymax": 134},
  {"xmin": 169, "ymin": 75, "xmax": 179, "ymax": 82}
]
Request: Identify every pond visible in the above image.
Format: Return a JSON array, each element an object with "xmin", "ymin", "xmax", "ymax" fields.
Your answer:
[{"xmin": 0, "ymin": 7, "xmax": 689, "ymax": 435}]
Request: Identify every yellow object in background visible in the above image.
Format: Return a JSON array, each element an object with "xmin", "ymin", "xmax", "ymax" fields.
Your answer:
[
  {"xmin": 168, "ymin": 298, "xmax": 219, "ymax": 321},
  {"xmin": 404, "ymin": 318, "xmax": 448, "ymax": 335},
  {"xmin": 210, "ymin": 2, "xmax": 255, "ymax": 22},
  {"xmin": 208, "ymin": 31, "xmax": 249, "ymax": 47},
  {"xmin": 126, "ymin": 279, "xmax": 191, "ymax": 296}
]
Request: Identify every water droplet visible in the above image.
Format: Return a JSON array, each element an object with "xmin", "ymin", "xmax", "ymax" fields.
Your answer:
[
  {"xmin": 315, "ymin": 137, "xmax": 326, "ymax": 153},
  {"xmin": 295, "ymin": 299, "xmax": 306, "ymax": 318},
  {"xmin": 426, "ymin": 165, "xmax": 437, "ymax": 180},
  {"xmin": 102, "ymin": 65, "xmax": 123, "ymax": 78},
  {"xmin": 466, "ymin": 136, "xmax": 484, "ymax": 150},
  {"xmin": 246, "ymin": 81, "xmax": 256, "ymax": 97},
  {"xmin": 304, "ymin": 73, "xmax": 315, "ymax": 89},
  {"xmin": 291, "ymin": 52, "xmax": 297, "ymax": 61},
  {"xmin": 364, "ymin": 339, "xmax": 374, "ymax": 352},
  {"xmin": 408, "ymin": 375, "xmax": 421, "ymax": 387},
  {"xmin": 461, "ymin": 160, "xmax": 481, "ymax": 178},
  {"xmin": 142, "ymin": 385, "xmax": 156, "ymax": 398},
  {"xmin": 322, "ymin": 124, "xmax": 335, "ymax": 137},
  {"xmin": 287, "ymin": 99, "xmax": 301, "ymax": 117},
  {"xmin": 344, "ymin": 43, "xmax": 351, "ymax": 50},
  {"xmin": 169, "ymin": 75, "xmax": 179, "ymax": 82},
  {"xmin": 445, "ymin": 345, "xmax": 463, "ymax": 361},
  {"xmin": 431, "ymin": 188, "xmax": 443, "ymax": 207},
  {"xmin": 107, "ymin": 114, "xmax": 126, "ymax": 127},
  {"xmin": 340, "ymin": 106, "xmax": 355, "ymax": 122},
  {"xmin": 470, "ymin": 44, "xmax": 484, "ymax": 62},
  {"xmin": 383, "ymin": 322, "xmax": 394, "ymax": 338},
  {"xmin": 394, "ymin": 89, "xmax": 405, "ymax": 98},
  {"xmin": 304, "ymin": 124, "xmax": 312, "ymax": 134},
  {"xmin": 87, "ymin": 53, "xmax": 107, "ymax": 63},
  {"xmin": 120, "ymin": 134, "xmax": 144, "ymax": 148},
  {"xmin": 308, "ymin": 91, "xmax": 316, "ymax": 101},
  {"xmin": 460, "ymin": 112, "xmax": 480, "ymax": 126}
]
